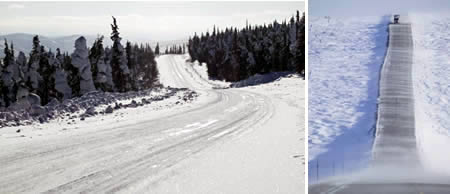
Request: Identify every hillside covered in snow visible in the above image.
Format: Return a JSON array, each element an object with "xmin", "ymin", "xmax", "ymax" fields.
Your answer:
[
  {"xmin": 410, "ymin": 13, "xmax": 450, "ymax": 176},
  {"xmin": 308, "ymin": 15, "xmax": 389, "ymax": 181}
]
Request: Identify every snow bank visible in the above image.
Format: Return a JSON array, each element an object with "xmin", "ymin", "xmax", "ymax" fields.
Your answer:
[
  {"xmin": 230, "ymin": 71, "xmax": 293, "ymax": 88},
  {"xmin": 157, "ymin": 54, "xmax": 229, "ymax": 90},
  {"xmin": 0, "ymin": 87, "xmax": 198, "ymax": 128},
  {"xmin": 308, "ymin": 16, "xmax": 389, "ymax": 181},
  {"xmin": 410, "ymin": 13, "xmax": 450, "ymax": 175}
]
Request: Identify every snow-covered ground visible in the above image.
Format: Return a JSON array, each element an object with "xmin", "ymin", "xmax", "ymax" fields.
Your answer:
[
  {"xmin": 0, "ymin": 88, "xmax": 199, "ymax": 139},
  {"xmin": 308, "ymin": 16, "xmax": 389, "ymax": 182},
  {"xmin": 0, "ymin": 54, "xmax": 304, "ymax": 193},
  {"xmin": 0, "ymin": 87, "xmax": 197, "ymax": 128},
  {"xmin": 150, "ymin": 72, "xmax": 305, "ymax": 194},
  {"xmin": 149, "ymin": 55, "xmax": 305, "ymax": 193},
  {"xmin": 411, "ymin": 13, "xmax": 450, "ymax": 176}
]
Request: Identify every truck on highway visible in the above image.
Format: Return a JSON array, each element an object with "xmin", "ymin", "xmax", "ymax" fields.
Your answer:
[{"xmin": 394, "ymin": 15, "xmax": 400, "ymax": 24}]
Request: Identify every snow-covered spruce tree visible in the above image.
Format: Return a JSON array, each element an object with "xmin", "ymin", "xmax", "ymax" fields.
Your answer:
[
  {"xmin": 89, "ymin": 36, "xmax": 110, "ymax": 92},
  {"xmin": 53, "ymin": 48, "xmax": 72, "ymax": 100},
  {"xmin": 141, "ymin": 43, "xmax": 158, "ymax": 88},
  {"xmin": 89, "ymin": 37, "xmax": 100, "ymax": 89},
  {"xmin": 110, "ymin": 16, "xmax": 130, "ymax": 92},
  {"xmin": 26, "ymin": 36, "xmax": 42, "ymax": 95},
  {"xmin": 238, "ymin": 30, "xmax": 250, "ymax": 80},
  {"xmin": 15, "ymin": 51, "xmax": 29, "ymax": 102},
  {"xmin": 71, "ymin": 36, "xmax": 96, "ymax": 95},
  {"xmin": 155, "ymin": 43, "xmax": 160, "ymax": 56},
  {"xmin": 103, "ymin": 47, "xmax": 114, "ymax": 91},
  {"xmin": 206, "ymin": 29, "xmax": 218, "ymax": 78},
  {"xmin": 1, "ymin": 39, "xmax": 16, "ymax": 107},
  {"xmin": 64, "ymin": 51, "xmax": 80, "ymax": 96},
  {"xmin": 0, "ymin": 60, "xmax": 3, "ymax": 107},
  {"xmin": 126, "ymin": 41, "xmax": 138, "ymax": 90},
  {"xmin": 288, "ymin": 13, "xmax": 298, "ymax": 72},
  {"xmin": 187, "ymin": 11, "xmax": 305, "ymax": 81},
  {"xmin": 0, "ymin": 60, "xmax": 5, "ymax": 107},
  {"xmin": 229, "ymin": 29, "xmax": 241, "ymax": 81},
  {"xmin": 16, "ymin": 51, "xmax": 27, "ymax": 77},
  {"xmin": 295, "ymin": 11, "xmax": 305, "ymax": 75},
  {"xmin": 36, "ymin": 46, "xmax": 57, "ymax": 105},
  {"xmin": 164, "ymin": 44, "xmax": 187, "ymax": 55}
]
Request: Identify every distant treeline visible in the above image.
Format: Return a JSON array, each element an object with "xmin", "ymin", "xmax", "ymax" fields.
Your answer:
[
  {"xmin": 188, "ymin": 11, "xmax": 305, "ymax": 82},
  {"xmin": 164, "ymin": 44, "xmax": 187, "ymax": 55}
]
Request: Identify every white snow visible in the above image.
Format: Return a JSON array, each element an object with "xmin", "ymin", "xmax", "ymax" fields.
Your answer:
[
  {"xmin": 0, "ymin": 87, "xmax": 198, "ymax": 128},
  {"xmin": 149, "ymin": 73, "xmax": 305, "ymax": 194},
  {"xmin": 157, "ymin": 54, "xmax": 229, "ymax": 90},
  {"xmin": 0, "ymin": 87, "xmax": 199, "ymax": 137},
  {"xmin": 71, "ymin": 36, "xmax": 96, "ymax": 94},
  {"xmin": 308, "ymin": 16, "xmax": 389, "ymax": 181},
  {"xmin": 53, "ymin": 54, "xmax": 72, "ymax": 99},
  {"xmin": 0, "ymin": 54, "xmax": 304, "ymax": 193},
  {"xmin": 410, "ymin": 13, "xmax": 450, "ymax": 175}
]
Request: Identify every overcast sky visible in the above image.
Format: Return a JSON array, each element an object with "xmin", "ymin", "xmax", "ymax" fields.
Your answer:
[
  {"xmin": 310, "ymin": 0, "xmax": 450, "ymax": 17},
  {"xmin": 0, "ymin": 1, "xmax": 304, "ymax": 42}
]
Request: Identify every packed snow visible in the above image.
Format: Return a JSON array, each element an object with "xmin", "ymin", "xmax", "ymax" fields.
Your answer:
[
  {"xmin": 410, "ymin": 13, "xmax": 450, "ymax": 175},
  {"xmin": 308, "ymin": 16, "xmax": 389, "ymax": 181},
  {"xmin": 150, "ymin": 69, "xmax": 305, "ymax": 194}
]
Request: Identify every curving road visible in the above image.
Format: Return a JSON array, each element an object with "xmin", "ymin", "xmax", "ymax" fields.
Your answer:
[{"xmin": 0, "ymin": 55, "xmax": 274, "ymax": 193}]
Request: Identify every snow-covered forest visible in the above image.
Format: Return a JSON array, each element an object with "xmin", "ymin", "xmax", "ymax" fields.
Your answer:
[
  {"xmin": 188, "ymin": 11, "xmax": 305, "ymax": 82},
  {"xmin": 163, "ymin": 44, "xmax": 187, "ymax": 55},
  {"xmin": 0, "ymin": 16, "xmax": 159, "ymax": 108}
]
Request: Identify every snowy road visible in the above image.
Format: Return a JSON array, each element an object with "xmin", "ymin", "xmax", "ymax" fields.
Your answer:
[
  {"xmin": 309, "ymin": 16, "xmax": 450, "ymax": 193},
  {"xmin": 0, "ymin": 55, "xmax": 284, "ymax": 193},
  {"xmin": 371, "ymin": 20, "xmax": 418, "ymax": 168}
]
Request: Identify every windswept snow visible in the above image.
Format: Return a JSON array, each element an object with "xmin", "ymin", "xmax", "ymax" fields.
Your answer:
[
  {"xmin": 410, "ymin": 13, "xmax": 450, "ymax": 175},
  {"xmin": 308, "ymin": 16, "xmax": 389, "ymax": 181}
]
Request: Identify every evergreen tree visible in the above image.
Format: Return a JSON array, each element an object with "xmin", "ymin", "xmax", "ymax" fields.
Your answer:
[
  {"xmin": 126, "ymin": 41, "xmax": 138, "ymax": 90},
  {"xmin": 89, "ymin": 36, "xmax": 110, "ymax": 91},
  {"xmin": 26, "ymin": 35, "xmax": 42, "ymax": 92},
  {"xmin": 36, "ymin": 45, "xmax": 57, "ymax": 105},
  {"xmin": 65, "ymin": 51, "xmax": 80, "ymax": 97},
  {"xmin": 187, "ymin": 10, "xmax": 305, "ymax": 81},
  {"xmin": 155, "ymin": 43, "xmax": 160, "ymax": 55},
  {"xmin": 15, "ymin": 51, "xmax": 29, "ymax": 101},
  {"xmin": 1, "ymin": 39, "xmax": 15, "ymax": 107},
  {"xmin": 0, "ymin": 15, "xmax": 161, "ymax": 108},
  {"xmin": 296, "ymin": 11, "xmax": 305, "ymax": 75},
  {"xmin": 103, "ymin": 47, "xmax": 114, "ymax": 91},
  {"xmin": 110, "ymin": 16, "xmax": 130, "ymax": 92},
  {"xmin": 71, "ymin": 36, "xmax": 96, "ymax": 95},
  {"xmin": 53, "ymin": 48, "xmax": 72, "ymax": 100}
]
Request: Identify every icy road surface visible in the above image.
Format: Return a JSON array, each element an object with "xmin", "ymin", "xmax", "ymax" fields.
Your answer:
[{"xmin": 0, "ymin": 54, "xmax": 304, "ymax": 193}]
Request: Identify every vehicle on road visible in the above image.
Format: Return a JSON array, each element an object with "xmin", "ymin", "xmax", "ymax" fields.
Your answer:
[{"xmin": 394, "ymin": 14, "xmax": 400, "ymax": 24}]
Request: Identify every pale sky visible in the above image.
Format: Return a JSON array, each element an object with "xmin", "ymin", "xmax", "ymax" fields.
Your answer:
[
  {"xmin": 0, "ymin": 1, "xmax": 304, "ymax": 42},
  {"xmin": 310, "ymin": 0, "xmax": 450, "ymax": 16}
]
